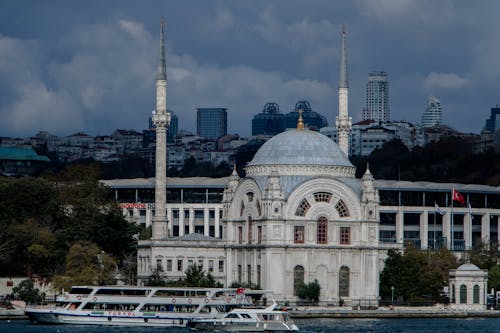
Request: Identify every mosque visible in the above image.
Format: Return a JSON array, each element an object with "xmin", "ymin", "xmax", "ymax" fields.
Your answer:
[
  {"xmin": 132, "ymin": 22, "xmax": 383, "ymax": 305},
  {"xmin": 120, "ymin": 22, "xmax": 499, "ymax": 307}
]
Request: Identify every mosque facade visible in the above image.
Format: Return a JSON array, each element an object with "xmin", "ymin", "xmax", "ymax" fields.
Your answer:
[{"xmin": 135, "ymin": 23, "xmax": 385, "ymax": 305}]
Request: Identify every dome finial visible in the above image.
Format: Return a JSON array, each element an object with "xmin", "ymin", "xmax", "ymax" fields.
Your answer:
[{"xmin": 297, "ymin": 109, "xmax": 305, "ymax": 130}]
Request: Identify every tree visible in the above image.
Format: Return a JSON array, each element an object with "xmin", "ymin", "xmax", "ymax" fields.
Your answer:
[
  {"xmin": 466, "ymin": 242, "xmax": 499, "ymax": 270},
  {"xmin": 488, "ymin": 265, "xmax": 500, "ymax": 291},
  {"xmin": 184, "ymin": 264, "xmax": 223, "ymax": 287},
  {"xmin": 12, "ymin": 279, "xmax": 45, "ymax": 304},
  {"xmin": 53, "ymin": 241, "xmax": 116, "ymax": 291},
  {"xmin": 296, "ymin": 279, "xmax": 320, "ymax": 303},
  {"xmin": 380, "ymin": 245, "xmax": 457, "ymax": 303}
]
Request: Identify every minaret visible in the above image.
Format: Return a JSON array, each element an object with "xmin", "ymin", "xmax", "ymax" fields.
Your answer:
[
  {"xmin": 152, "ymin": 17, "xmax": 171, "ymax": 239},
  {"xmin": 335, "ymin": 25, "xmax": 352, "ymax": 156}
]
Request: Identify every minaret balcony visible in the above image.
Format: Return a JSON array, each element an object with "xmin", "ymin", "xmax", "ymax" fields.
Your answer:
[{"xmin": 152, "ymin": 111, "xmax": 171, "ymax": 127}]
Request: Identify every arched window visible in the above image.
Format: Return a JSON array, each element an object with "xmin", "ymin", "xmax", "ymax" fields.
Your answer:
[
  {"xmin": 314, "ymin": 192, "xmax": 332, "ymax": 203},
  {"xmin": 293, "ymin": 265, "xmax": 305, "ymax": 296},
  {"xmin": 339, "ymin": 266, "xmax": 349, "ymax": 297},
  {"xmin": 240, "ymin": 201, "xmax": 245, "ymax": 217},
  {"xmin": 247, "ymin": 216, "xmax": 252, "ymax": 244},
  {"xmin": 473, "ymin": 284, "xmax": 480, "ymax": 304},
  {"xmin": 335, "ymin": 199, "xmax": 349, "ymax": 217},
  {"xmin": 317, "ymin": 216, "xmax": 327, "ymax": 244},
  {"xmin": 460, "ymin": 284, "xmax": 467, "ymax": 304},
  {"xmin": 295, "ymin": 199, "xmax": 311, "ymax": 217}
]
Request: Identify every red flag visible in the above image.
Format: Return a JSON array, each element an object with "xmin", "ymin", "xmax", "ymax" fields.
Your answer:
[
  {"xmin": 236, "ymin": 287, "xmax": 245, "ymax": 294},
  {"xmin": 452, "ymin": 189, "xmax": 465, "ymax": 205}
]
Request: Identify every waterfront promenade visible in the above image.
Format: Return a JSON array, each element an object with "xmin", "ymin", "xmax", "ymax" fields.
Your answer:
[{"xmin": 290, "ymin": 305, "xmax": 500, "ymax": 318}]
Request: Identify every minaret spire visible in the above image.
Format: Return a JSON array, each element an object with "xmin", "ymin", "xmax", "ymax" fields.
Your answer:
[
  {"xmin": 157, "ymin": 17, "xmax": 167, "ymax": 81},
  {"xmin": 152, "ymin": 17, "xmax": 171, "ymax": 240},
  {"xmin": 335, "ymin": 24, "xmax": 352, "ymax": 156},
  {"xmin": 339, "ymin": 24, "xmax": 348, "ymax": 89}
]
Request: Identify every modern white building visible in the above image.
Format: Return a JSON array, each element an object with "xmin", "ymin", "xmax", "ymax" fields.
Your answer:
[
  {"xmin": 421, "ymin": 96, "xmax": 442, "ymax": 128},
  {"xmin": 363, "ymin": 71, "xmax": 390, "ymax": 122}
]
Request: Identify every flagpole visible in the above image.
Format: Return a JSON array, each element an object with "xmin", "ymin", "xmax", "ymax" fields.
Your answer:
[
  {"xmin": 433, "ymin": 203, "xmax": 436, "ymax": 250},
  {"xmin": 451, "ymin": 190, "xmax": 454, "ymax": 252}
]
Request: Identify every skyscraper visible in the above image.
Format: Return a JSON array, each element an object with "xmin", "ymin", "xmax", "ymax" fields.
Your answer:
[
  {"xmin": 335, "ymin": 25, "xmax": 352, "ymax": 156},
  {"xmin": 283, "ymin": 100, "xmax": 327, "ymax": 131},
  {"xmin": 252, "ymin": 102, "xmax": 285, "ymax": 136},
  {"xmin": 363, "ymin": 71, "xmax": 389, "ymax": 122},
  {"xmin": 484, "ymin": 105, "xmax": 500, "ymax": 132},
  {"xmin": 197, "ymin": 108, "xmax": 227, "ymax": 139},
  {"xmin": 421, "ymin": 96, "xmax": 442, "ymax": 128}
]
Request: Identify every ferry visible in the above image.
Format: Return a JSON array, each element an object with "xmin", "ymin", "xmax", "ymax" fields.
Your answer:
[
  {"xmin": 25, "ymin": 285, "xmax": 258, "ymax": 327},
  {"xmin": 187, "ymin": 301, "xmax": 299, "ymax": 332}
]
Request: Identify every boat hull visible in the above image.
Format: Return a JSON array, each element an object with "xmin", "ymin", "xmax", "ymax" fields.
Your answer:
[
  {"xmin": 188, "ymin": 319, "xmax": 299, "ymax": 331},
  {"xmin": 26, "ymin": 309, "xmax": 189, "ymax": 327}
]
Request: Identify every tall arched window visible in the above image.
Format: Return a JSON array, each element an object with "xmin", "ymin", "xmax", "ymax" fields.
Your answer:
[
  {"xmin": 339, "ymin": 266, "xmax": 350, "ymax": 297},
  {"xmin": 317, "ymin": 216, "xmax": 328, "ymax": 244},
  {"xmin": 293, "ymin": 265, "xmax": 305, "ymax": 296},
  {"xmin": 460, "ymin": 284, "xmax": 467, "ymax": 304},
  {"xmin": 451, "ymin": 284, "xmax": 455, "ymax": 303},
  {"xmin": 473, "ymin": 284, "xmax": 480, "ymax": 304}
]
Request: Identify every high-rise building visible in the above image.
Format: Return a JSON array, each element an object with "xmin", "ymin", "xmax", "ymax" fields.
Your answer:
[
  {"xmin": 196, "ymin": 108, "xmax": 227, "ymax": 139},
  {"xmin": 283, "ymin": 100, "xmax": 327, "ymax": 131},
  {"xmin": 252, "ymin": 102, "xmax": 284, "ymax": 136},
  {"xmin": 421, "ymin": 96, "xmax": 442, "ymax": 128},
  {"xmin": 363, "ymin": 71, "xmax": 389, "ymax": 122},
  {"xmin": 484, "ymin": 105, "xmax": 500, "ymax": 132}
]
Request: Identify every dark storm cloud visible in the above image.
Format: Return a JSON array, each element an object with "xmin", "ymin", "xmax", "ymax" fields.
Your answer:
[{"xmin": 0, "ymin": 0, "xmax": 499, "ymax": 137}]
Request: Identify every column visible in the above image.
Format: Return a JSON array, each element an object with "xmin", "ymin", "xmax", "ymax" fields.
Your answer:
[
  {"xmin": 464, "ymin": 212, "xmax": 472, "ymax": 250},
  {"xmin": 481, "ymin": 213, "xmax": 490, "ymax": 245},
  {"xmin": 167, "ymin": 207, "xmax": 172, "ymax": 236},
  {"xmin": 179, "ymin": 206, "xmax": 185, "ymax": 236},
  {"xmin": 146, "ymin": 207, "xmax": 152, "ymax": 228},
  {"xmin": 442, "ymin": 211, "xmax": 451, "ymax": 249},
  {"xmin": 396, "ymin": 209, "xmax": 404, "ymax": 244},
  {"xmin": 204, "ymin": 207, "xmax": 209, "ymax": 236},
  {"xmin": 497, "ymin": 216, "xmax": 500, "ymax": 251},
  {"xmin": 419, "ymin": 210, "xmax": 428, "ymax": 250},
  {"xmin": 215, "ymin": 207, "xmax": 221, "ymax": 238},
  {"xmin": 189, "ymin": 207, "xmax": 194, "ymax": 234}
]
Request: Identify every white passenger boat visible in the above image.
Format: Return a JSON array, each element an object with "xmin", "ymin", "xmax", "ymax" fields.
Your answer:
[
  {"xmin": 187, "ymin": 301, "xmax": 299, "ymax": 332},
  {"xmin": 25, "ymin": 285, "xmax": 257, "ymax": 327}
]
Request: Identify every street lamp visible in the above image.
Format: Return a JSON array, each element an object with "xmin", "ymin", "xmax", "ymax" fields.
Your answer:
[{"xmin": 391, "ymin": 286, "xmax": 395, "ymax": 305}]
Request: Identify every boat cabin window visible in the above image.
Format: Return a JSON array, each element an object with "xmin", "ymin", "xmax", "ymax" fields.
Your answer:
[
  {"xmin": 82, "ymin": 303, "xmax": 139, "ymax": 310},
  {"xmin": 139, "ymin": 304, "xmax": 197, "ymax": 313},
  {"xmin": 226, "ymin": 313, "xmax": 240, "ymax": 318},
  {"xmin": 69, "ymin": 287, "xmax": 93, "ymax": 295},
  {"xmin": 95, "ymin": 289, "xmax": 150, "ymax": 296},
  {"xmin": 240, "ymin": 313, "xmax": 252, "ymax": 318},
  {"xmin": 199, "ymin": 306, "xmax": 211, "ymax": 313},
  {"xmin": 65, "ymin": 302, "xmax": 81, "ymax": 309}
]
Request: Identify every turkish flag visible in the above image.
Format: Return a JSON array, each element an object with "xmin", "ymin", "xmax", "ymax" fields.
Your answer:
[
  {"xmin": 452, "ymin": 189, "xmax": 465, "ymax": 205},
  {"xmin": 236, "ymin": 287, "xmax": 245, "ymax": 294}
]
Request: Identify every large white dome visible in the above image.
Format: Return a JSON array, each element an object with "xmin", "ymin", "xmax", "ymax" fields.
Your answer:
[{"xmin": 248, "ymin": 129, "xmax": 353, "ymax": 168}]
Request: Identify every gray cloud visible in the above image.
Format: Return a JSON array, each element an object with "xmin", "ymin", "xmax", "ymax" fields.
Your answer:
[{"xmin": 0, "ymin": 0, "xmax": 499, "ymax": 137}]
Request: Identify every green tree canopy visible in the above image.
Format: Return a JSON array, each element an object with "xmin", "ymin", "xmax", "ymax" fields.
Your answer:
[
  {"xmin": 52, "ymin": 241, "xmax": 116, "ymax": 291},
  {"xmin": 12, "ymin": 279, "xmax": 45, "ymax": 304}
]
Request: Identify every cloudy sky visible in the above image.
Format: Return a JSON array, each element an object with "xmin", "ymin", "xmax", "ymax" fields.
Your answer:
[{"xmin": 1, "ymin": 0, "xmax": 499, "ymax": 137}]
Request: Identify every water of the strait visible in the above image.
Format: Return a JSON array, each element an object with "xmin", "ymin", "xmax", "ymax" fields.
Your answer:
[{"xmin": 1, "ymin": 318, "xmax": 500, "ymax": 333}]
